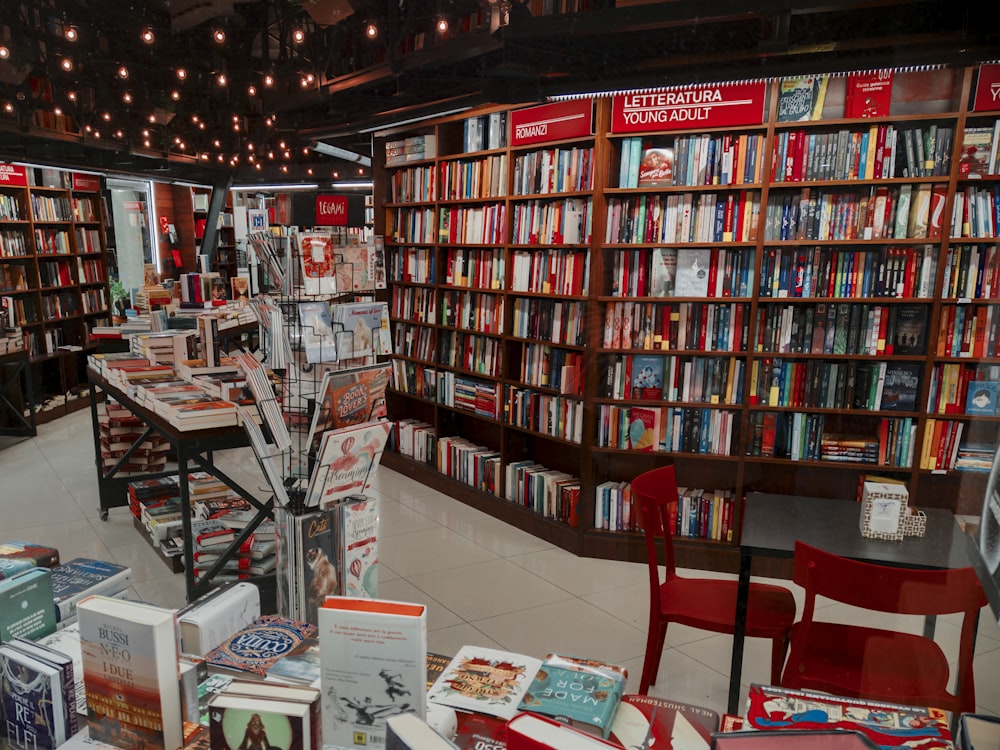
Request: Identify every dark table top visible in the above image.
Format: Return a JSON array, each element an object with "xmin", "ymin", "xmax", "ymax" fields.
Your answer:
[{"xmin": 742, "ymin": 492, "xmax": 971, "ymax": 571}]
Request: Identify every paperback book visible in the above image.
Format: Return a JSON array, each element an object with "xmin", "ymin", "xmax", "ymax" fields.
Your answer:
[
  {"xmin": 609, "ymin": 694, "xmax": 719, "ymax": 750},
  {"xmin": 650, "ymin": 247, "xmax": 677, "ymax": 297},
  {"xmin": 637, "ymin": 146, "xmax": 674, "ymax": 186},
  {"xmin": 0, "ymin": 541, "xmax": 59, "ymax": 580},
  {"xmin": 304, "ymin": 420, "xmax": 392, "ymax": 508},
  {"xmin": 0, "ymin": 568, "xmax": 56, "ymax": 642},
  {"xmin": 204, "ymin": 615, "xmax": 317, "ymax": 679},
  {"xmin": 330, "ymin": 301, "xmax": 393, "ymax": 359},
  {"xmin": 298, "ymin": 232, "xmax": 337, "ymax": 296},
  {"xmin": 208, "ymin": 688, "xmax": 320, "ymax": 750},
  {"xmin": 298, "ymin": 301, "xmax": 337, "ymax": 364},
  {"xmin": 306, "ymin": 363, "xmax": 392, "ymax": 459},
  {"xmin": 341, "ymin": 495, "xmax": 379, "ymax": 599},
  {"xmin": 427, "ymin": 645, "xmax": 543, "ymax": 721},
  {"xmin": 0, "ymin": 642, "xmax": 71, "ymax": 750},
  {"xmin": 966, "ymin": 380, "xmax": 999, "ymax": 416},
  {"xmin": 50, "ymin": 558, "xmax": 132, "ymax": 623},
  {"xmin": 674, "ymin": 248, "xmax": 711, "ymax": 297}
]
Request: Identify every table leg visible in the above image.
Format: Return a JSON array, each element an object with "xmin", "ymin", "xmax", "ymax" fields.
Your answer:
[
  {"xmin": 177, "ymin": 444, "xmax": 196, "ymax": 602},
  {"xmin": 728, "ymin": 548, "xmax": 752, "ymax": 715}
]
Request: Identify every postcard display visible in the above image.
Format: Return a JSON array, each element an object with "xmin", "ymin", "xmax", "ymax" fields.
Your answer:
[
  {"xmin": 378, "ymin": 64, "xmax": 1000, "ymax": 570},
  {"xmin": 243, "ymin": 219, "xmax": 392, "ymax": 624}
]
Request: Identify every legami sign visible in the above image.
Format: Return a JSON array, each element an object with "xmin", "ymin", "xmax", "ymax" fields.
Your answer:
[{"xmin": 612, "ymin": 81, "xmax": 767, "ymax": 132}]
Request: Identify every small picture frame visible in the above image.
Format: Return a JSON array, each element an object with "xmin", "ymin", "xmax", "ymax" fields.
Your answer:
[{"xmin": 859, "ymin": 481, "xmax": 908, "ymax": 541}]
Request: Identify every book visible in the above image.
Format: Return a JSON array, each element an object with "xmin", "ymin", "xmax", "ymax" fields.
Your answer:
[
  {"xmin": 637, "ymin": 146, "xmax": 674, "ymax": 186},
  {"xmin": 298, "ymin": 231, "xmax": 337, "ymax": 295},
  {"xmin": 743, "ymin": 684, "xmax": 953, "ymax": 749},
  {"xmin": 610, "ymin": 694, "xmax": 719, "ymax": 750},
  {"xmin": 279, "ymin": 505, "xmax": 343, "ymax": 625},
  {"xmin": 318, "ymin": 597, "xmax": 427, "ymax": 750},
  {"xmin": 0, "ymin": 568, "xmax": 56, "ymax": 642},
  {"xmin": 517, "ymin": 653, "xmax": 628, "ymax": 738},
  {"xmin": 959, "ymin": 126, "xmax": 995, "ymax": 176},
  {"xmin": 204, "ymin": 615, "xmax": 318, "ymax": 679},
  {"xmin": 265, "ymin": 636, "xmax": 321, "ymax": 685},
  {"xmin": 298, "ymin": 301, "xmax": 337, "ymax": 364},
  {"xmin": 506, "ymin": 712, "xmax": 622, "ymax": 750},
  {"xmin": 1, "ymin": 642, "xmax": 71, "ymax": 750},
  {"xmin": 845, "ymin": 71, "xmax": 894, "ymax": 118},
  {"xmin": 427, "ymin": 645, "xmax": 543, "ymax": 721},
  {"xmin": 77, "ymin": 595, "xmax": 184, "ymax": 750},
  {"xmin": 674, "ymin": 248, "xmax": 712, "ymax": 297},
  {"xmin": 777, "ymin": 76, "xmax": 820, "ymax": 122},
  {"xmin": 304, "ymin": 420, "xmax": 392, "ymax": 508},
  {"xmin": 340, "ymin": 495, "xmax": 379, "ymax": 599},
  {"xmin": 177, "ymin": 581, "xmax": 261, "ymax": 656},
  {"xmin": 386, "ymin": 712, "xmax": 459, "ymax": 750},
  {"xmin": 38, "ymin": 622, "xmax": 87, "ymax": 715},
  {"xmin": 0, "ymin": 541, "xmax": 59, "ymax": 580},
  {"xmin": 50, "ymin": 558, "xmax": 132, "ymax": 623},
  {"xmin": 891, "ymin": 304, "xmax": 928, "ymax": 355},
  {"xmin": 650, "ymin": 247, "xmax": 677, "ymax": 297},
  {"xmin": 330, "ymin": 301, "xmax": 393, "ymax": 358},
  {"xmin": 306, "ymin": 363, "xmax": 392, "ymax": 458},
  {"xmin": 879, "ymin": 362, "xmax": 921, "ymax": 413},
  {"xmin": 207, "ymin": 688, "xmax": 320, "ymax": 750},
  {"xmin": 966, "ymin": 380, "xmax": 999, "ymax": 416},
  {"xmin": 5, "ymin": 637, "xmax": 80, "ymax": 737},
  {"xmin": 631, "ymin": 355, "xmax": 664, "ymax": 399}
]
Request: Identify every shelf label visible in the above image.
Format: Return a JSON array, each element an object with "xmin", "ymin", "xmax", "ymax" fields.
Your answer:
[
  {"xmin": 249, "ymin": 208, "xmax": 269, "ymax": 232},
  {"xmin": 315, "ymin": 194, "xmax": 348, "ymax": 226},
  {"xmin": 510, "ymin": 98, "xmax": 593, "ymax": 146},
  {"xmin": 611, "ymin": 81, "xmax": 766, "ymax": 132},
  {"xmin": 0, "ymin": 163, "xmax": 27, "ymax": 187},
  {"xmin": 72, "ymin": 173, "xmax": 100, "ymax": 192},
  {"xmin": 973, "ymin": 63, "xmax": 1000, "ymax": 112}
]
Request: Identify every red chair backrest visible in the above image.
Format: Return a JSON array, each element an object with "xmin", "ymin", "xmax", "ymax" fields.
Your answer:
[{"xmin": 631, "ymin": 466, "xmax": 679, "ymax": 584}]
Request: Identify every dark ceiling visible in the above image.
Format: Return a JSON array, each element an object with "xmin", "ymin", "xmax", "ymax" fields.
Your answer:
[{"xmin": 0, "ymin": 0, "xmax": 996, "ymax": 187}]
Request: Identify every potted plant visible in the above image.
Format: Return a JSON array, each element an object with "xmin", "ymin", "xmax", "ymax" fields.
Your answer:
[{"xmin": 109, "ymin": 278, "xmax": 129, "ymax": 322}]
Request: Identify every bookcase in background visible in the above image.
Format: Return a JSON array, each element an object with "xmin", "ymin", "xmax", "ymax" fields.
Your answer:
[
  {"xmin": 0, "ymin": 164, "xmax": 112, "ymax": 424},
  {"xmin": 377, "ymin": 64, "xmax": 1000, "ymax": 573}
]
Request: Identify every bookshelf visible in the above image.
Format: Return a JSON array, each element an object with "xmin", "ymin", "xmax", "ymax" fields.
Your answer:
[
  {"xmin": 377, "ymin": 64, "xmax": 1000, "ymax": 571},
  {"xmin": 193, "ymin": 187, "xmax": 238, "ymax": 282},
  {"xmin": 1, "ymin": 165, "xmax": 112, "ymax": 424}
]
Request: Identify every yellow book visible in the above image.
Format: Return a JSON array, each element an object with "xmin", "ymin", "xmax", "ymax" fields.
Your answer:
[{"xmin": 864, "ymin": 125, "xmax": 879, "ymax": 180}]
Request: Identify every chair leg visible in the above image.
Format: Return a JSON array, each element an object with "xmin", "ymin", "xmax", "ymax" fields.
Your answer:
[
  {"xmin": 769, "ymin": 633, "xmax": 789, "ymax": 685},
  {"xmin": 639, "ymin": 619, "xmax": 669, "ymax": 695}
]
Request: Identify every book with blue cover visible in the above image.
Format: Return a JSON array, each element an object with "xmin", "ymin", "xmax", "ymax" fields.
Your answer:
[
  {"xmin": 0, "ymin": 642, "xmax": 69, "ymax": 750},
  {"xmin": 631, "ymin": 355, "xmax": 664, "ymax": 399},
  {"xmin": 517, "ymin": 653, "xmax": 628, "ymax": 739},
  {"xmin": 0, "ymin": 541, "xmax": 59, "ymax": 581},
  {"xmin": 50, "ymin": 558, "xmax": 132, "ymax": 623},
  {"xmin": 966, "ymin": 380, "xmax": 999, "ymax": 416}
]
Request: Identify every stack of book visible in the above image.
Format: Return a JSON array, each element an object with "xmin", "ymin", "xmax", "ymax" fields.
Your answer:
[
  {"xmin": 0, "ymin": 542, "xmax": 59, "ymax": 642},
  {"xmin": 129, "ymin": 330, "xmax": 197, "ymax": 365},
  {"xmin": 49, "ymin": 557, "xmax": 133, "ymax": 627},
  {"xmin": 96, "ymin": 399, "xmax": 169, "ymax": 475}
]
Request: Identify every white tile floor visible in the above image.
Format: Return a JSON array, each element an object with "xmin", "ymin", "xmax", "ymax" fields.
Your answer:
[{"xmin": 3, "ymin": 408, "xmax": 1000, "ymax": 718}]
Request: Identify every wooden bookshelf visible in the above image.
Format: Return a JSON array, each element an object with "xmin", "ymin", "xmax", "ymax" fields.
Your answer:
[
  {"xmin": 1, "ymin": 165, "xmax": 112, "ymax": 424},
  {"xmin": 376, "ymin": 65, "xmax": 1000, "ymax": 570}
]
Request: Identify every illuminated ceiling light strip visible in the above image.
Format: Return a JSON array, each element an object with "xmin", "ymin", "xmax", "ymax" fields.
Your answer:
[
  {"xmin": 231, "ymin": 183, "xmax": 320, "ymax": 191},
  {"xmin": 312, "ymin": 142, "xmax": 371, "ymax": 166},
  {"xmin": 330, "ymin": 181, "xmax": 374, "ymax": 189}
]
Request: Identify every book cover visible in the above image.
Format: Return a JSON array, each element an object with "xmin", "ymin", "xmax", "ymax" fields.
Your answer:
[
  {"xmin": 966, "ymin": 380, "xmax": 999, "ymax": 416},
  {"xmin": 517, "ymin": 653, "xmax": 628, "ymax": 738},
  {"xmin": 298, "ymin": 232, "xmax": 337, "ymax": 296},
  {"xmin": 306, "ymin": 363, "xmax": 392, "ymax": 458},
  {"xmin": 744, "ymin": 683, "xmax": 953, "ymax": 749},
  {"xmin": 892, "ymin": 304, "xmax": 928, "ymax": 355},
  {"xmin": 266, "ymin": 637, "xmax": 321, "ymax": 686},
  {"xmin": 650, "ymin": 247, "xmax": 677, "ymax": 297},
  {"xmin": 334, "ymin": 244, "xmax": 379, "ymax": 294},
  {"xmin": 674, "ymin": 248, "xmax": 712, "ymax": 298},
  {"xmin": 38, "ymin": 623, "xmax": 87, "ymax": 715},
  {"xmin": 298, "ymin": 301, "xmax": 337, "ymax": 364},
  {"xmin": 230, "ymin": 275, "xmax": 250, "ymax": 304},
  {"xmin": 610, "ymin": 693, "xmax": 719, "ymax": 750},
  {"xmin": 318, "ymin": 597, "xmax": 427, "ymax": 750},
  {"xmin": 289, "ymin": 506, "xmax": 342, "ymax": 624},
  {"xmin": 631, "ymin": 355, "xmax": 665, "ymax": 399},
  {"xmin": 304, "ymin": 421, "xmax": 391, "ymax": 508},
  {"xmin": 207, "ymin": 691, "xmax": 315, "ymax": 750},
  {"xmin": 6, "ymin": 637, "xmax": 79, "ymax": 738},
  {"xmin": 50, "ymin": 558, "xmax": 132, "ymax": 623},
  {"xmin": 506, "ymin": 712, "xmax": 621, "ymax": 750},
  {"xmin": 627, "ymin": 406, "xmax": 660, "ymax": 452},
  {"xmin": 427, "ymin": 645, "xmax": 543, "ymax": 721},
  {"xmin": 637, "ymin": 146, "xmax": 674, "ymax": 186},
  {"xmin": 330, "ymin": 301, "xmax": 393, "ymax": 359},
  {"xmin": 845, "ymin": 71, "xmax": 894, "ymax": 118},
  {"xmin": 1, "ymin": 643, "xmax": 68, "ymax": 750},
  {"xmin": 879, "ymin": 362, "xmax": 921, "ymax": 413},
  {"xmin": 958, "ymin": 126, "xmax": 995, "ymax": 176},
  {"xmin": 204, "ymin": 615, "xmax": 318, "ymax": 679},
  {"xmin": 0, "ymin": 541, "xmax": 59, "ymax": 580},
  {"xmin": 340, "ymin": 495, "xmax": 379, "ymax": 599},
  {"xmin": 777, "ymin": 76, "xmax": 819, "ymax": 122},
  {"xmin": 0, "ymin": 568, "xmax": 56, "ymax": 642},
  {"xmin": 77, "ymin": 596, "xmax": 184, "ymax": 750}
]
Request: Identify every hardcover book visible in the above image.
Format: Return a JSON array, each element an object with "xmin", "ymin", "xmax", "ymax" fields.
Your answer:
[
  {"xmin": 650, "ymin": 247, "xmax": 678, "ymax": 297},
  {"xmin": 879, "ymin": 362, "xmax": 921, "ymax": 413},
  {"xmin": 610, "ymin": 694, "xmax": 719, "ymax": 750},
  {"xmin": 966, "ymin": 380, "xmax": 999, "ymax": 416},
  {"xmin": 427, "ymin": 645, "xmax": 543, "ymax": 721},
  {"xmin": 298, "ymin": 231, "xmax": 337, "ymax": 296},
  {"xmin": 50, "ymin": 558, "xmax": 132, "ymax": 623},
  {"xmin": 177, "ymin": 581, "xmax": 261, "ymax": 656},
  {"xmin": 318, "ymin": 597, "xmax": 427, "ymax": 750},
  {"xmin": 507, "ymin": 712, "xmax": 621, "ymax": 750},
  {"xmin": 0, "ymin": 568, "xmax": 56, "ymax": 642},
  {"xmin": 845, "ymin": 70, "xmax": 894, "ymax": 118},
  {"xmin": 38, "ymin": 623, "xmax": 87, "ymax": 715},
  {"xmin": 304, "ymin": 420, "xmax": 392, "ymax": 508},
  {"xmin": 674, "ymin": 248, "xmax": 712, "ymax": 298},
  {"xmin": 265, "ymin": 637, "xmax": 321, "ymax": 685},
  {"xmin": 340, "ymin": 495, "xmax": 379, "ymax": 599},
  {"xmin": 0, "ymin": 541, "xmax": 59, "ymax": 580},
  {"xmin": 77, "ymin": 596, "xmax": 184, "ymax": 750},
  {"xmin": 1, "ymin": 642, "xmax": 70, "ymax": 750},
  {"xmin": 207, "ymin": 690, "xmax": 318, "ymax": 750},
  {"xmin": 204, "ymin": 615, "xmax": 318, "ymax": 679},
  {"xmin": 517, "ymin": 653, "xmax": 628, "ymax": 738},
  {"xmin": 891, "ymin": 304, "xmax": 928, "ymax": 355}
]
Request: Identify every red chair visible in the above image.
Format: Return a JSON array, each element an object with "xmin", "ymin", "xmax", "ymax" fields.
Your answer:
[
  {"xmin": 631, "ymin": 466, "xmax": 797, "ymax": 695},
  {"xmin": 780, "ymin": 541, "xmax": 987, "ymax": 716}
]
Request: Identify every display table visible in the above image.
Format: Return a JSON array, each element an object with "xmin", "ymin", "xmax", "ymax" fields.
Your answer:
[
  {"xmin": 0, "ymin": 349, "xmax": 36, "ymax": 437},
  {"xmin": 86, "ymin": 367, "xmax": 275, "ymax": 603},
  {"xmin": 727, "ymin": 492, "xmax": 974, "ymax": 714}
]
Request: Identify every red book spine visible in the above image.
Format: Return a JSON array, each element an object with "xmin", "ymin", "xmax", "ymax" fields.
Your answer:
[{"xmin": 707, "ymin": 248, "xmax": 719, "ymax": 298}]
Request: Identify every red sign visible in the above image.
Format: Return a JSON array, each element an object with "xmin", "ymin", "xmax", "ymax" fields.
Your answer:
[
  {"xmin": 510, "ymin": 98, "xmax": 593, "ymax": 146},
  {"xmin": 159, "ymin": 215, "xmax": 170, "ymax": 235},
  {"xmin": 72, "ymin": 173, "xmax": 101, "ymax": 192},
  {"xmin": 611, "ymin": 81, "xmax": 766, "ymax": 133},
  {"xmin": 0, "ymin": 163, "xmax": 27, "ymax": 187},
  {"xmin": 973, "ymin": 64, "xmax": 1000, "ymax": 112},
  {"xmin": 315, "ymin": 195, "xmax": 348, "ymax": 226}
]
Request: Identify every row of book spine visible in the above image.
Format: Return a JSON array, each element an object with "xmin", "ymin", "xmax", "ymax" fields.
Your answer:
[
  {"xmin": 953, "ymin": 184, "xmax": 1000, "ymax": 239},
  {"xmin": 37, "ymin": 260, "xmax": 74, "ymax": 288},
  {"xmin": 511, "ymin": 298, "xmax": 586, "ymax": 346},
  {"xmin": 75, "ymin": 228, "xmax": 102, "ymax": 254},
  {"xmin": 926, "ymin": 362, "xmax": 1000, "ymax": 415},
  {"xmin": 603, "ymin": 300, "xmax": 749, "ymax": 352},
  {"xmin": 390, "ymin": 361, "xmax": 439, "ymax": 401},
  {"xmin": 934, "ymin": 303, "xmax": 1000, "ymax": 359},
  {"xmin": 758, "ymin": 245, "xmax": 936, "ymax": 299},
  {"xmin": 390, "ymin": 418, "xmax": 437, "ymax": 465},
  {"xmin": 919, "ymin": 418, "xmax": 964, "ymax": 470},
  {"xmin": 392, "ymin": 323, "xmax": 434, "ymax": 360},
  {"xmin": 597, "ymin": 404, "xmax": 738, "ymax": 455},
  {"xmin": 444, "ymin": 246, "xmax": 504, "ymax": 289},
  {"xmin": 753, "ymin": 302, "xmax": 924, "ymax": 356},
  {"xmin": 80, "ymin": 288, "xmax": 107, "ymax": 314},
  {"xmin": 0, "ymin": 192, "xmax": 21, "ymax": 220},
  {"xmin": 943, "ymin": 244, "xmax": 1000, "ymax": 299},
  {"xmin": 39, "ymin": 291, "xmax": 78, "ymax": 319},
  {"xmin": 605, "ymin": 191, "xmax": 761, "ymax": 245},
  {"xmin": 620, "ymin": 132, "xmax": 767, "ymax": 189},
  {"xmin": 505, "ymin": 385, "xmax": 584, "ymax": 443},
  {"xmin": 34, "ymin": 229, "xmax": 72, "ymax": 254},
  {"xmin": 610, "ymin": 247, "xmax": 753, "ymax": 299},
  {"xmin": 389, "ymin": 164, "xmax": 435, "ymax": 203},
  {"xmin": 440, "ymin": 289, "xmax": 504, "ymax": 333},
  {"xmin": 438, "ymin": 330, "xmax": 502, "ymax": 376},
  {"xmin": 440, "ymin": 154, "xmax": 509, "ymax": 200},
  {"xmin": 763, "ymin": 183, "xmax": 943, "ymax": 241},
  {"xmin": 510, "ymin": 197, "xmax": 592, "ymax": 245},
  {"xmin": 516, "ymin": 343, "xmax": 583, "ymax": 395},
  {"xmin": 437, "ymin": 371, "xmax": 501, "ymax": 418},
  {"xmin": 0, "ymin": 230, "xmax": 29, "ymax": 256},
  {"xmin": 389, "ymin": 206, "xmax": 436, "ymax": 243},
  {"xmin": 436, "ymin": 434, "xmax": 501, "ymax": 494},
  {"xmin": 391, "ymin": 285, "xmax": 437, "ymax": 321},
  {"xmin": 390, "ymin": 246, "xmax": 436, "ymax": 284},
  {"xmin": 513, "ymin": 146, "xmax": 594, "ymax": 195},
  {"xmin": 509, "ymin": 248, "xmax": 589, "ymax": 295},
  {"xmin": 29, "ymin": 193, "xmax": 72, "ymax": 221},
  {"xmin": 504, "ymin": 458, "xmax": 581, "ymax": 526},
  {"xmin": 599, "ymin": 354, "xmax": 745, "ymax": 405},
  {"xmin": 439, "ymin": 204, "xmax": 507, "ymax": 244}
]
